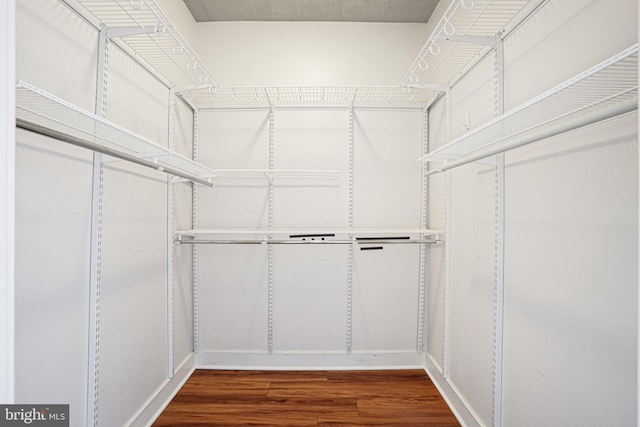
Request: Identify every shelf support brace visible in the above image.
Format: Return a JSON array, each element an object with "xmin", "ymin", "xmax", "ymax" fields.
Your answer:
[
  {"xmin": 437, "ymin": 34, "xmax": 496, "ymax": 47},
  {"xmin": 266, "ymin": 89, "xmax": 274, "ymax": 110},
  {"xmin": 174, "ymin": 84, "xmax": 215, "ymax": 94},
  {"xmin": 407, "ymin": 84, "xmax": 449, "ymax": 93},
  {"xmin": 106, "ymin": 26, "xmax": 163, "ymax": 39}
]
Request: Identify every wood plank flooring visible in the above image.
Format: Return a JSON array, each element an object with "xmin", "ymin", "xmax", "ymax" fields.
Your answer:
[{"xmin": 153, "ymin": 369, "xmax": 460, "ymax": 426}]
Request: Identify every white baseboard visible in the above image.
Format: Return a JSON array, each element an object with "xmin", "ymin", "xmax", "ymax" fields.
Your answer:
[
  {"xmin": 196, "ymin": 351, "xmax": 425, "ymax": 370},
  {"xmin": 424, "ymin": 354, "xmax": 482, "ymax": 427},
  {"xmin": 128, "ymin": 353, "xmax": 196, "ymax": 427}
]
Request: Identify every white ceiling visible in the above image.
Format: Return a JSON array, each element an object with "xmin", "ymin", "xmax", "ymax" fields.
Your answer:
[{"xmin": 182, "ymin": 0, "xmax": 440, "ymax": 23}]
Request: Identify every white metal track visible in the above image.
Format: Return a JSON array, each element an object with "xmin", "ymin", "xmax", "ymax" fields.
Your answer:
[
  {"xmin": 492, "ymin": 35, "xmax": 505, "ymax": 427},
  {"xmin": 417, "ymin": 107, "xmax": 429, "ymax": 353},
  {"xmin": 267, "ymin": 109, "xmax": 275, "ymax": 354},
  {"xmin": 346, "ymin": 109, "xmax": 355, "ymax": 354},
  {"xmin": 191, "ymin": 108, "xmax": 200, "ymax": 354},
  {"xmin": 87, "ymin": 27, "xmax": 108, "ymax": 427},
  {"xmin": 442, "ymin": 87, "xmax": 453, "ymax": 380},
  {"xmin": 166, "ymin": 88, "xmax": 176, "ymax": 380}
]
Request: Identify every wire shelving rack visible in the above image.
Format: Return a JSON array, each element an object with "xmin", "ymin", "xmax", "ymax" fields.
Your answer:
[
  {"xmin": 78, "ymin": 0, "xmax": 219, "ymax": 89},
  {"xmin": 418, "ymin": 44, "xmax": 639, "ymax": 173},
  {"xmin": 16, "ymin": 80, "xmax": 216, "ymax": 186}
]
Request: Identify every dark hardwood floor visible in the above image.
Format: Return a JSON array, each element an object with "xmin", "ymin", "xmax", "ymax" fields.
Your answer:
[{"xmin": 153, "ymin": 369, "xmax": 460, "ymax": 426}]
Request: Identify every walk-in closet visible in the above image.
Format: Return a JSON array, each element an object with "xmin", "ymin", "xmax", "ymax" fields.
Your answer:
[{"xmin": 0, "ymin": 0, "xmax": 638, "ymax": 425}]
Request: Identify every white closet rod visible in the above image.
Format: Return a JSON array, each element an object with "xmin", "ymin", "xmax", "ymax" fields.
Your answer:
[
  {"xmin": 425, "ymin": 96, "xmax": 637, "ymax": 176},
  {"xmin": 176, "ymin": 239, "xmax": 441, "ymax": 245},
  {"xmin": 16, "ymin": 118, "xmax": 214, "ymax": 187}
]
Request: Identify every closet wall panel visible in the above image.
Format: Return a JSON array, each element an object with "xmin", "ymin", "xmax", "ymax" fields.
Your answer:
[
  {"xmin": 14, "ymin": 135, "xmax": 93, "ymax": 426},
  {"xmin": 15, "ymin": 1, "xmax": 96, "ymax": 425},
  {"xmin": 352, "ymin": 245, "xmax": 421, "ymax": 352},
  {"xmin": 351, "ymin": 109, "xmax": 423, "ymax": 352},
  {"xmin": 353, "ymin": 110, "xmax": 422, "ymax": 228},
  {"xmin": 502, "ymin": 113, "xmax": 637, "ymax": 427},
  {"xmin": 426, "ymin": 98, "xmax": 447, "ymax": 371},
  {"xmin": 273, "ymin": 245, "xmax": 348, "ymax": 353},
  {"xmin": 98, "ymin": 46, "xmax": 170, "ymax": 427},
  {"xmin": 173, "ymin": 98, "xmax": 195, "ymax": 367},
  {"xmin": 447, "ymin": 54, "xmax": 497, "ymax": 425},
  {"xmin": 273, "ymin": 110, "xmax": 349, "ymax": 229},
  {"xmin": 197, "ymin": 110, "xmax": 270, "ymax": 352},
  {"xmin": 272, "ymin": 110, "xmax": 349, "ymax": 353}
]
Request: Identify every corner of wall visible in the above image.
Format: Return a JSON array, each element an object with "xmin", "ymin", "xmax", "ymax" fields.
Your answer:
[
  {"xmin": 128, "ymin": 353, "xmax": 196, "ymax": 427},
  {"xmin": 424, "ymin": 355, "xmax": 481, "ymax": 427}
]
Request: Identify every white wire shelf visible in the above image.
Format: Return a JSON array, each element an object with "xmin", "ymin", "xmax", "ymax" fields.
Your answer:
[
  {"xmin": 182, "ymin": 86, "xmax": 434, "ymax": 109},
  {"xmin": 176, "ymin": 228, "xmax": 442, "ymax": 246},
  {"xmin": 176, "ymin": 228, "xmax": 441, "ymax": 237},
  {"xmin": 77, "ymin": 0, "xmax": 219, "ymax": 89},
  {"xmin": 70, "ymin": 0, "xmax": 530, "ymax": 109},
  {"xmin": 418, "ymin": 44, "xmax": 639, "ymax": 172},
  {"xmin": 176, "ymin": 239, "xmax": 441, "ymax": 246},
  {"xmin": 206, "ymin": 169, "xmax": 343, "ymax": 186},
  {"xmin": 212, "ymin": 169, "xmax": 342, "ymax": 179},
  {"xmin": 179, "ymin": 0, "xmax": 530, "ymax": 109},
  {"xmin": 402, "ymin": 0, "xmax": 529, "ymax": 90},
  {"xmin": 15, "ymin": 80, "xmax": 217, "ymax": 185}
]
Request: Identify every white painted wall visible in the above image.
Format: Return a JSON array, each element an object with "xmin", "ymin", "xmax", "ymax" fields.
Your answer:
[
  {"xmin": 156, "ymin": 0, "xmax": 458, "ymax": 88},
  {"xmin": 426, "ymin": 96, "xmax": 447, "ymax": 372},
  {"xmin": 173, "ymin": 98, "xmax": 195, "ymax": 367},
  {"xmin": 272, "ymin": 110, "xmax": 349, "ymax": 353},
  {"xmin": 352, "ymin": 109, "xmax": 423, "ymax": 353},
  {"xmin": 427, "ymin": 0, "xmax": 638, "ymax": 425},
  {"xmin": 155, "ymin": 0, "xmax": 198, "ymax": 50},
  {"xmin": 194, "ymin": 22, "xmax": 430, "ymax": 86},
  {"xmin": 197, "ymin": 110, "xmax": 270, "ymax": 352},
  {"xmin": 503, "ymin": 111, "xmax": 637, "ymax": 427},
  {"xmin": 14, "ymin": 1, "xmax": 96, "ymax": 424},
  {"xmin": 195, "ymin": 108, "xmax": 425, "ymax": 363},
  {"xmin": 98, "ymin": 45, "xmax": 171, "ymax": 427},
  {"xmin": 446, "ymin": 53, "xmax": 497, "ymax": 425},
  {"xmin": 0, "ymin": 0, "xmax": 16, "ymax": 405}
]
